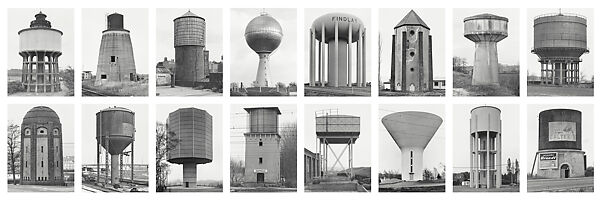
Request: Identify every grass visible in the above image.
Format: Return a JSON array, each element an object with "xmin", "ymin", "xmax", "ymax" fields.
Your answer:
[
  {"xmin": 528, "ymin": 85, "xmax": 593, "ymax": 96},
  {"xmin": 83, "ymin": 80, "xmax": 148, "ymax": 96},
  {"xmin": 453, "ymin": 71, "xmax": 519, "ymax": 96}
]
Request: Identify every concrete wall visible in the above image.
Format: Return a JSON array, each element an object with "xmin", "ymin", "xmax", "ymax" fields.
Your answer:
[
  {"xmin": 537, "ymin": 150, "xmax": 586, "ymax": 178},
  {"xmin": 96, "ymin": 30, "xmax": 136, "ymax": 82}
]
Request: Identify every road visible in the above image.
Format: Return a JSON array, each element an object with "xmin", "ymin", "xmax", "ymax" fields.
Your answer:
[{"xmin": 528, "ymin": 177, "xmax": 594, "ymax": 192}]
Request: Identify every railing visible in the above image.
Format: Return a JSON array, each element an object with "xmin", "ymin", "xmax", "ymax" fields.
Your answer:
[{"xmin": 534, "ymin": 13, "xmax": 587, "ymax": 20}]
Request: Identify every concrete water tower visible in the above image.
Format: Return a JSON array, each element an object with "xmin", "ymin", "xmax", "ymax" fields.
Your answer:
[
  {"xmin": 96, "ymin": 13, "xmax": 137, "ymax": 83},
  {"xmin": 390, "ymin": 10, "xmax": 434, "ymax": 92},
  {"xmin": 309, "ymin": 13, "xmax": 367, "ymax": 87},
  {"xmin": 174, "ymin": 11, "xmax": 209, "ymax": 87},
  {"xmin": 532, "ymin": 13, "xmax": 588, "ymax": 85},
  {"xmin": 96, "ymin": 107, "xmax": 136, "ymax": 187},
  {"xmin": 382, "ymin": 111, "xmax": 443, "ymax": 181},
  {"xmin": 535, "ymin": 109, "xmax": 585, "ymax": 178},
  {"xmin": 243, "ymin": 107, "xmax": 281, "ymax": 183},
  {"xmin": 245, "ymin": 12, "xmax": 283, "ymax": 87},
  {"xmin": 469, "ymin": 106, "xmax": 502, "ymax": 188},
  {"xmin": 19, "ymin": 12, "xmax": 62, "ymax": 93},
  {"xmin": 166, "ymin": 108, "xmax": 213, "ymax": 188},
  {"xmin": 464, "ymin": 14, "xmax": 508, "ymax": 86}
]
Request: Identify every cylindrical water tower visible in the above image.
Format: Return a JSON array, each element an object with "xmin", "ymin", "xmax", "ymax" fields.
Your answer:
[
  {"xmin": 469, "ymin": 106, "xmax": 502, "ymax": 188},
  {"xmin": 245, "ymin": 12, "xmax": 283, "ymax": 87},
  {"xmin": 166, "ymin": 108, "xmax": 213, "ymax": 188},
  {"xmin": 174, "ymin": 11, "xmax": 208, "ymax": 87},
  {"xmin": 382, "ymin": 111, "xmax": 443, "ymax": 181},
  {"xmin": 532, "ymin": 13, "xmax": 588, "ymax": 85},
  {"xmin": 96, "ymin": 106, "xmax": 135, "ymax": 186},
  {"xmin": 20, "ymin": 106, "xmax": 64, "ymax": 185},
  {"xmin": 19, "ymin": 12, "xmax": 62, "ymax": 93},
  {"xmin": 464, "ymin": 14, "xmax": 508, "ymax": 86},
  {"xmin": 536, "ymin": 109, "xmax": 585, "ymax": 178},
  {"xmin": 243, "ymin": 107, "xmax": 281, "ymax": 183},
  {"xmin": 96, "ymin": 13, "xmax": 137, "ymax": 83},
  {"xmin": 309, "ymin": 13, "xmax": 367, "ymax": 87}
]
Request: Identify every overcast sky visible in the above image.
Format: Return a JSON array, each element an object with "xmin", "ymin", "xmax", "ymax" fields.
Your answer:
[
  {"xmin": 527, "ymin": 104, "xmax": 594, "ymax": 174},
  {"xmin": 156, "ymin": 8, "xmax": 223, "ymax": 63},
  {"xmin": 379, "ymin": 104, "xmax": 445, "ymax": 173},
  {"xmin": 303, "ymin": 8, "xmax": 372, "ymax": 84},
  {"xmin": 82, "ymin": 104, "xmax": 149, "ymax": 165},
  {"xmin": 526, "ymin": 8, "xmax": 594, "ymax": 80},
  {"xmin": 7, "ymin": 8, "xmax": 74, "ymax": 70},
  {"xmin": 230, "ymin": 8, "xmax": 297, "ymax": 86},
  {"xmin": 379, "ymin": 8, "xmax": 446, "ymax": 81},
  {"xmin": 7, "ymin": 104, "xmax": 74, "ymax": 157},
  {"xmin": 453, "ymin": 8, "xmax": 520, "ymax": 66},
  {"xmin": 156, "ymin": 104, "xmax": 223, "ymax": 182},
  {"xmin": 304, "ymin": 104, "xmax": 371, "ymax": 169},
  {"xmin": 82, "ymin": 8, "xmax": 149, "ymax": 74},
  {"xmin": 453, "ymin": 104, "xmax": 520, "ymax": 174},
  {"xmin": 230, "ymin": 104, "xmax": 296, "ymax": 162}
]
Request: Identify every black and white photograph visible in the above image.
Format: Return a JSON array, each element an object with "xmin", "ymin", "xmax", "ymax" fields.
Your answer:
[
  {"xmin": 155, "ymin": 8, "xmax": 223, "ymax": 96},
  {"xmin": 155, "ymin": 104, "xmax": 223, "ymax": 192},
  {"xmin": 304, "ymin": 104, "xmax": 371, "ymax": 192},
  {"xmin": 378, "ymin": 9, "xmax": 446, "ymax": 96},
  {"xmin": 304, "ymin": 8, "xmax": 371, "ymax": 96},
  {"xmin": 7, "ymin": 105, "xmax": 74, "ymax": 192},
  {"xmin": 526, "ymin": 8, "xmax": 594, "ymax": 96},
  {"xmin": 453, "ymin": 8, "xmax": 520, "ymax": 96},
  {"xmin": 527, "ymin": 104, "xmax": 594, "ymax": 192},
  {"xmin": 230, "ymin": 104, "xmax": 297, "ymax": 192},
  {"xmin": 378, "ymin": 104, "xmax": 445, "ymax": 192},
  {"xmin": 230, "ymin": 8, "xmax": 297, "ymax": 96},
  {"xmin": 81, "ymin": 104, "xmax": 149, "ymax": 192},
  {"xmin": 6, "ymin": 9, "xmax": 75, "ymax": 96},
  {"xmin": 81, "ymin": 8, "xmax": 149, "ymax": 96},
  {"xmin": 453, "ymin": 104, "xmax": 520, "ymax": 192}
]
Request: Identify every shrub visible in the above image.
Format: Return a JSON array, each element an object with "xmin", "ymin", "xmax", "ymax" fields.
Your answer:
[{"xmin": 8, "ymin": 81, "xmax": 26, "ymax": 94}]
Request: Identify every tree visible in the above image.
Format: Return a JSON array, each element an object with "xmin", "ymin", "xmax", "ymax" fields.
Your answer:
[
  {"xmin": 60, "ymin": 66, "xmax": 75, "ymax": 96},
  {"xmin": 7, "ymin": 122, "xmax": 20, "ymax": 185},
  {"xmin": 230, "ymin": 159, "xmax": 245, "ymax": 184},
  {"xmin": 423, "ymin": 168, "xmax": 434, "ymax": 180},
  {"xmin": 514, "ymin": 159, "xmax": 520, "ymax": 184},
  {"xmin": 507, "ymin": 158, "xmax": 512, "ymax": 184},
  {"xmin": 155, "ymin": 122, "xmax": 178, "ymax": 191},
  {"xmin": 279, "ymin": 123, "xmax": 297, "ymax": 187}
]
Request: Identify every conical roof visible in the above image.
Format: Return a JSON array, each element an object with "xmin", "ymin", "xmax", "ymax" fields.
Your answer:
[
  {"xmin": 395, "ymin": 10, "xmax": 429, "ymax": 29},
  {"xmin": 175, "ymin": 10, "xmax": 204, "ymax": 20}
]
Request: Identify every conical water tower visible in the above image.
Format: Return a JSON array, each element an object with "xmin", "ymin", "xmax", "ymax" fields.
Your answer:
[
  {"xmin": 382, "ymin": 111, "xmax": 442, "ymax": 181},
  {"xmin": 96, "ymin": 106, "xmax": 136, "ymax": 186}
]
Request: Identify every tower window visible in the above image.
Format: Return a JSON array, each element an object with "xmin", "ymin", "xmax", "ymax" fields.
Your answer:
[
  {"xmin": 110, "ymin": 56, "xmax": 116, "ymax": 62},
  {"xmin": 259, "ymin": 141, "xmax": 263, "ymax": 146},
  {"xmin": 101, "ymin": 74, "xmax": 107, "ymax": 79},
  {"xmin": 259, "ymin": 157, "xmax": 263, "ymax": 164},
  {"xmin": 410, "ymin": 30, "xmax": 415, "ymax": 35},
  {"xmin": 41, "ymin": 161, "xmax": 44, "ymax": 167},
  {"xmin": 25, "ymin": 161, "xmax": 28, "ymax": 168},
  {"xmin": 41, "ymin": 146, "xmax": 44, "ymax": 153},
  {"xmin": 409, "ymin": 52, "xmax": 415, "ymax": 57}
]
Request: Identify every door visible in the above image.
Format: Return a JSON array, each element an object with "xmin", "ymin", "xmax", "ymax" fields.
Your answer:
[
  {"xmin": 560, "ymin": 164, "xmax": 570, "ymax": 178},
  {"xmin": 257, "ymin": 173, "xmax": 265, "ymax": 183},
  {"xmin": 185, "ymin": 182, "xmax": 189, "ymax": 188}
]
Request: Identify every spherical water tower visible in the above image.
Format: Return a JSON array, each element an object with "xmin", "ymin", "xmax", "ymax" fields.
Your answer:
[
  {"xmin": 245, "ymin": 12, "xmax": 283, "ymax": 87},
  {"xmin": 96, "ymin": 106, "xmax": 135, "ymax": 186},
  {"xmin": 19, "ymin": 12, "xmax": 62, "ymax": 93},
  {"xmin": 166, "ymin": 108, "xmax": 213, "ymax": 188},
  {"xmin": 174, "ymin": 11, "xmax": 208, "ymax": 87},
  {"xmin": 96, "ymin": 13, "xmax": 137, "ymax": 82},
  {"xmin": 309, "ymin": 13, "xmax": 367, "ymax": 87},
  {"xmin": 533, "ymin": 13, "xmax": 588, "ymax": 85},
  {"xmin": 382, "ymin": 111, "xmax": 443, "ymax": 181},
  {"xmin": 469, "ymin": 106, "xmax": 502, "ymax": 188},
  {"xmin": 464, "ymin": 14, "xmax": 508, "ymax": 86}
]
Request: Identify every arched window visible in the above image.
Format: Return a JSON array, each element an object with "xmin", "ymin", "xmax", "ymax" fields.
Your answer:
[
  {"xmin": 53, "ymin": 129, "xmax": 59, "ymax": 135},
  {"xmin": 38, "ymin": 128, "xmax": 47, "ymax": 135},
  {"xmin": 24, "ymin": 128, "xmax": 31, "ymax": 135}
]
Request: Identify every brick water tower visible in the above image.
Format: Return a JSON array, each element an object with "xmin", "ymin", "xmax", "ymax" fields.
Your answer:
[{"xmin": 243, "ymin": 107, "xmax": 281, "ymax": 183}]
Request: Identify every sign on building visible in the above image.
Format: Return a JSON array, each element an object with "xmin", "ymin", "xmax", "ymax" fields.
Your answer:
[
  {"xmin": 539, "ymin": 152, "xmax": 558, "ymax": 169},
  {"xmin": 548, "ymin": 122, "xmax": 576, "ymax": 142}
]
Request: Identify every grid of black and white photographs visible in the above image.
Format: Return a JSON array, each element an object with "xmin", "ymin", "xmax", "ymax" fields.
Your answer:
[{"xmin": 1, "ymin": 0, "xmax": 599, "ymax": 200}]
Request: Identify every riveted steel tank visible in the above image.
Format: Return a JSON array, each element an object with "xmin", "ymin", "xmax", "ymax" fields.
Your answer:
[{"xmin": 533, "ymin": 13, "xmax": 587, "ymax": 58}]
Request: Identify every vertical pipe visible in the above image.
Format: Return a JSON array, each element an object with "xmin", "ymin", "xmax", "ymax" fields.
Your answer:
[
  {"xmin": 334, "ymin": 21, "xmax": 339, "ymax": 87},
  {"xmin": 390, "ymin": 35, "xmax": 396, "ymax": 91},
  {"xmin": 309, "ymin": 28, "xmax": 315, "ymax": 86},
  {"xmin": 321, "ymin": 24, "xmax": 326, "ymax": 87},
  {"xmin": 428, "ymin": 35, "xmax": 433, "ymax": 91},
  {"xmin": 348, "ymin": 23, "xmax": 353, "ymax": 87}
]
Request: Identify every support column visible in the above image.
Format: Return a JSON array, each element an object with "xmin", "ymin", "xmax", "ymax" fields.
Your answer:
[
  {"xmin": 551, "ymin": 62, "xmax": 555, "ymax": 85},
  {"xmin": 361, "ymin": 29, "xmax": 367, "ymax": 87},
  {"xmin": 348, "ymin": 23, "xmax": 353, "ymax": 87},
  {"xmin": 321, "ymin": 24, "xmax": 326, "ymax": 87},
  {"xmin": 496, "ymin": 132, "xmax": 502, "ymax": 188},
  {"xmin": 559, "ymin": 62, "xmax": 564, "ymax": 85},
  {"xmin": 309, "ymin": 28, "xmax": 315, "ymax": 86},
  {"xmin": 470, "ymin": 134, "xmax": 474, "ymax": 188},
  {"xmin": 357, "ymin": 27, "xmax": 363, "ymax": 87},
  {"xmin": 486, "ymin": 131, "xmax": 490, "ymax": 189},
  {"xmin": 333, "ymin": 21, "xmax": 339, "ymax": 87},
  {"xmin": 474, "ymin": 131, "xmax": 479, "ymax": 188}
]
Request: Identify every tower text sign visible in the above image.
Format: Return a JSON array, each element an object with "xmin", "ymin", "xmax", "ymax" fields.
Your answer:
[
  {"xmin": 548, "ymin": 122, "xmax": 576, "ymax": 141},
  {"xmin": 539, "ymin": 152, "xmax": 558, "ymax": 169}
]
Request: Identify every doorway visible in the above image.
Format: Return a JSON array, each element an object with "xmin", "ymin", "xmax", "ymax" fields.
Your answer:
[
  {"xmin": 560, "ymin": 164, "xmax": 570, "ymax": 178},
  {"xmin": 185, "ymin": 182, "xmax": 189, "ymax": 188},
  {"xmin": 257, "ymin": 173, "xmax": 265, "ymax": 183}
]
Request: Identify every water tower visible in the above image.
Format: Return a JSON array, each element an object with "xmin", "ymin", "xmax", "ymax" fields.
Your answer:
[
  {"xmin": 464, "ymin": 14, "xmax": 508, "ymax": 86},
  {"xmin": 309, "ymin": 13, "xmax": 367, "ymax": 87},
  {"xmin": 532, "ymin": 13, "xmax": 588, "ymax": 85},
  {"xmin": 96, "ymin": 13, "xmax": 137, "ymax": 83},
  {"xmin": 245, "ymin": 12, "xmax": 283, "ymax": 87},
  {"xmin": 382, "ymin": 111, "xmax": 442, "ymax": 181},
  {"xmin": 534, "ymin": 109, "xmax": 585, "ymax": 178},
  {"xmin": 174, "ymin": 11, "xmax": 209, "ymax": 87},
  {"xmin": 243, "ymin": 107, "xmax": 281, "ymax": 183},
  {"xmin": 21, "ymin": 106, "xmax": 64, "ymax": 185},
  {"xmin": 469, "ymin": 106, "xmax": 502, "ymax": 188},
  {"xmin": 390, "ymin": 10, "xmax": 434, "ymax": 92},
  {"xmin": 96, "ymin": 106, "xmax": 135, "ymax": 187},
  {"xmin": 315, "ymin": 110, "xmax": 360, "ymax": 178},
  {"xmin": 19, "ymin": 12, "xmax": 62, "ymax": 93},
  {"xmin": 166, "ymin": 108, "xmax": 213, "ymax": 188}
]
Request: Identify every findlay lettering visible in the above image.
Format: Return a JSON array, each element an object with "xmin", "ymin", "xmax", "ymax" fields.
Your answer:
[{"xmin": 331, "ymin": 16, "xmax": 358, "ymax": 23}]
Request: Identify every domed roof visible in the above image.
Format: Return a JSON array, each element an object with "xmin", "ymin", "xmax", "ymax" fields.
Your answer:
[
  {"xmin": 244, "ymin": 12, "xmax": 283, "ymax": 53},
  {"xmin": 311, "ymin": 12, "xmax": 364, "ymax": 43},
  {"xmin": 22, "ymin": 106, "xmax": 60, "ymax": 124}
]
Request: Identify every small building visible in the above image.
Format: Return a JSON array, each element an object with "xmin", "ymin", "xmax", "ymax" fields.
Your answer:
[
  {"xmin": 433, "ymin": 80, "xmax": 445, "ymax": 90},
  {"xmin": 304, "ymin": 148, "xmax": 321, "ymax": 183},
  {"xmin": 82, "ymin": 71, "xmax": 93, "ymax": 80},
  {"xmin": 156, "ymin": 57, "xmax": 174, "ymax": 86}
]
